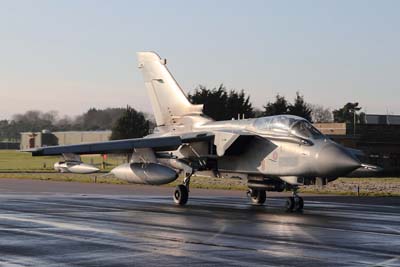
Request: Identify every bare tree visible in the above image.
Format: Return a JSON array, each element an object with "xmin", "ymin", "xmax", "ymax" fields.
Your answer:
[{"xmin": 310, "ymin": 104, "xmax": 333, "ymax": 123}]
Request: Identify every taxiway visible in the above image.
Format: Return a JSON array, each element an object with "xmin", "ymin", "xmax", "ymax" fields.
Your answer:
[{"xmin": 0, "ymin": 178, "xmax": 399, "ymax": 266}]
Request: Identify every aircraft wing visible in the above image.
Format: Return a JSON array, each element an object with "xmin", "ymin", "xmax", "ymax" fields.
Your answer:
[
  {"xmin": 24, "ymin": 130, "xmax": 258, "ymax": 158},
  {"xmin": 24, "ymin": 136, "xmax": 182, "ymax": 156}
]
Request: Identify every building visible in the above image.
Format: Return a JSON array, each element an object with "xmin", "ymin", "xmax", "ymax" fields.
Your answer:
[
  {"xmin": 365, "ymin": 114, "xmax": 400, "ymax": 125},
  {"xmin": 314, "ymin": 121, "xmax": 400, "ymax": 175},
  {"xmin": 313, "ymin": 123, "xmax": 346, "ymax": 135},
  {"xmin": 0, "ymin": 142, "xmax": 20, "ymax": 150},
  {"xmin": 20, "ymin": 130, "xmax": 112, "ymax": 150}
]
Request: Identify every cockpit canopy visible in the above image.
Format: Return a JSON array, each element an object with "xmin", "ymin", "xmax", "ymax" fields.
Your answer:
[{"xmin": 253, "ymin": 115, "xmax": 323, "ymax": 139}]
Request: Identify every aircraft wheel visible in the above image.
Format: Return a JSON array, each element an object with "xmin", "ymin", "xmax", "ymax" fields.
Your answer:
[
  {"xmin": 173, "ymin": 184, "xmax": 188, "ymax": 206},
  {"xmin": 250, "ymin": 189, "xmax": 266, "ymax": 205},
  {"xmin": 285, "ymin": 197, "xmax": 295, "ymax": 212},
  {"xmin": 295, "ymin": 197, "xmax": 304, "ymax": 212}
]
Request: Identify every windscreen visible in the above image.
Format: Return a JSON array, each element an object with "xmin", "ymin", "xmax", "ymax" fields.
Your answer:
[
  {"xmin": 253, "ymin": 116, "xmax": 298, "ymax": 135},
  {"xmin": 291, "ymin": 121, "xmax": 323, "ymax": 139}
]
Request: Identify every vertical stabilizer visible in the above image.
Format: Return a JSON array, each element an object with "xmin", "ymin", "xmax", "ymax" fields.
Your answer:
[{"xmin": 137, "ymin": 52, "xmax": 203, "ymax": 126}]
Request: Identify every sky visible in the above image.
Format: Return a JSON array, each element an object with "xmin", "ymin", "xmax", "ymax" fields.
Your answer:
[{"xmin": 0, "ymin": 0, "xmax": 399, "ymax": 120}]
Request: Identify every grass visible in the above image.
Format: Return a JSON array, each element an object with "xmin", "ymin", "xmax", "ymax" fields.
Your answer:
[
  {"xmin": 0, "ymin": 172, "xmax": 128, "ymax": 184},
  {"xmin": 0, "ymin": 150, "xmax": 399, "ymax": 195},
  {"xmin": 0, "ymin": 150, "xmax": 247, "ymax": 190},
  {"xmin": 300, "ymin": 186, "xmax": 400, "ymax": 197},
  {"xmin": 300, "ymin": 177, "xmax": 400, "ymax": 196},
  {"xmin": 300, "ymin": 189, "xmax": 400, "ymax": 197},
  {"xmin": 0, "ymin": 150, "xmax": 122, "ymax": 171},
  {"xmin": 0, "ymin": 172, "xmax": 247, "ymax": 190}
]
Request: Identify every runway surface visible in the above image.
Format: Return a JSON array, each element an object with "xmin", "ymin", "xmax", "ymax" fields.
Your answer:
[{"xmin": 0, "ymin": 179, "xmax": 399, "ymax": 266}]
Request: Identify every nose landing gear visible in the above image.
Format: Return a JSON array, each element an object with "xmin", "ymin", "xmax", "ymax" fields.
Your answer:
[{"xmin": 285, "ymin": 187, "xmax": 304, "ymax": 212}]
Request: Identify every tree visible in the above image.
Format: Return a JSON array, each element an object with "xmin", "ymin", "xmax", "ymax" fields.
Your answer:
[
  {"xmin": 253, "ymin": 108, "xmax": 264, "ymax": 118},
  {"xmin": 310, "ymin": 104, "xmax": 333, "ymax": 123},
  {"xmin": 74, "ymin": 108, "xmax": 125, "ymax": 130},
  {"xmin": 226, "ymin": 89, "xmax": 254, "ymax": 119},
  {"xmin": 333, "ymin": 102, "xmax": 363, "ymax": 123},
  {"xmin": 2, "ymin": 107, "xmax": 148, "ymax": 141},
  {"xmin": 288, "ymin": 92, "xmax": 312, "ymax": 121},
  {"xmin": 189, "ymin": 84, "xmax": 254, "ymax": 120},
  {"xmin": 0, "ymin": 120, "xmax": 9, "ymax": 141},
  {"xmin": 189, "ymin": 85, "xmax": 227, "ymax": 120},
  {"xmin": 11, "ymin": 110, "xmax": 58, "ymax": 134},
  {"xmin": 262, "ymin": 92, "xmax": 313, "ymax": 121},
  {"xmin": 110, "ymin": 106, "xmax": 150, "ymax": 140},
  {"xmin": 55, "ymin": 116, "xmax": 74, "ymax": 131},
  {"xmin": 262, "ymin": 94, "xmax": 289, "ymax": 116}
]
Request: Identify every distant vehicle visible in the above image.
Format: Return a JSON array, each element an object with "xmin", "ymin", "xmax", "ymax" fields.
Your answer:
[{"xmin": 25, "ymin": 52, "xmax": 364, "ymax": 212}]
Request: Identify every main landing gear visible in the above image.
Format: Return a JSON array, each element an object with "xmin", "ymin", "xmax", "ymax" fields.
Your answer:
[
  {"xmin": 173, "ymin": 173, "xmax": 191, "ymax": 205},
  {"xmin": 247, "ymin": 189, "xmax": 266, "ymax": 205},
  {"xmin": 285, "ymin": 187, "xmax": 304, "ymax": 212}
]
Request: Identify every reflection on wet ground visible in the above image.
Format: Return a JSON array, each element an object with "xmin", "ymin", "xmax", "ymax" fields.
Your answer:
[{"xmin": 0, "ymin": 179, "xmax": 399, "ymax": 266}]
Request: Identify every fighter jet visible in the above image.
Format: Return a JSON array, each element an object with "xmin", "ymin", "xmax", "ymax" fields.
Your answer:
[{"xmin": 26, "ymin": 52, "xmax": 362, "ymax": 211}]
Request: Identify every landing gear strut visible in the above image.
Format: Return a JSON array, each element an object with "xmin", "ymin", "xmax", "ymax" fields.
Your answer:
[
  {"xmin": 247, "ymin": 189, "xmax": 266, "ymax": 205},
  {"xmin": 173, "ymin": 172, "xmax": 192, "ymax": 206},
  {"xmin": 285, "ymin": 187, "xmax": 304, "ymax": 212}
]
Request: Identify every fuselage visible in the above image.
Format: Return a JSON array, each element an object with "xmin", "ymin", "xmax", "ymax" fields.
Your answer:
[{"xmin": 149, "ymin": 115, "xmax": 361, "ymax": 181}]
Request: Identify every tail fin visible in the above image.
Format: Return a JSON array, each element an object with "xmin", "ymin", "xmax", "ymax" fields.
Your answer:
[{"xmin": 137, "ymin": 52, "xmax": 203, "ymax": 126}]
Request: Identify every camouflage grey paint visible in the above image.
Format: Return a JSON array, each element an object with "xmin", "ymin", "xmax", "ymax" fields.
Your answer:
[
  {"xmin": 54, "ymin": 161, "xmax": 100, "ymax": 174},
  {"xmin": 148, "ymin": 115, "xmax": 361, "ymax": 185},
  {"xmin": 137, "ymin": 52, "xmax": 360, "ymax": 186},
  {"xmin": 111, "ymin": 163, "xmax": 178, "ymax": 185}
]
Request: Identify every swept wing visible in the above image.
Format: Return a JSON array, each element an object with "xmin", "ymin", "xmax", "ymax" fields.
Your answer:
[{"xmin": 24, "ymin": 136, "xmax": 182, "ymax": 156}]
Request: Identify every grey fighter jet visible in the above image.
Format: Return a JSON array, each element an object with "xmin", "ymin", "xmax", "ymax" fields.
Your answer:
[{"xmin": 26, "ymin": 52, "xmax": 362, "ymax": 211}]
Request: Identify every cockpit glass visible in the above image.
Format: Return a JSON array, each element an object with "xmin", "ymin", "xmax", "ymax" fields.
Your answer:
[
  {"xmin": 291, "ymin": 121, "xmax": 323, "ymax": 139},
  {"xmin": 253, "ymin": 115, "xmax": 324, "ymax": 140},
  {"xmin": 253, "ymin": 115, "xmax": 298, "ymax": 135}
]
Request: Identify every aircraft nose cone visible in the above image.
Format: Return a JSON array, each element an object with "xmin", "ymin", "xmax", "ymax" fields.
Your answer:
[{"xmin": 316, "ymin": 144, "xmax": 361, "ymax": 177}]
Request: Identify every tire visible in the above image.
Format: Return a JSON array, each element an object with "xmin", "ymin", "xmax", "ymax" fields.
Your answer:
[
  {"xmin": 285, "ymin": 197, "xmax": 295, "ymax": 212},
  {"xmin": 173, "ymin": 184, "xmax": 188, "ymax": 206},
  {"xmin": 295, "ymin": 197, "xmax": 304, "ymax": 212},
  {"xmin": 250, "ymin": 189, "xmax": 266, "ymax": 205}
]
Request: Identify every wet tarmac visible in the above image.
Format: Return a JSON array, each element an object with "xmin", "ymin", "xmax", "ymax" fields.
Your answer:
[{"xmin": 0, "ymin": 179, "xmax": 399, "ymax": 266}]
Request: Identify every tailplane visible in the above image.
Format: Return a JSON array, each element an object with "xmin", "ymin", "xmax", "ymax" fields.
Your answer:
[{"xmin": 137, "ymin": 52, "xmax": 203, "ymax": 126}]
